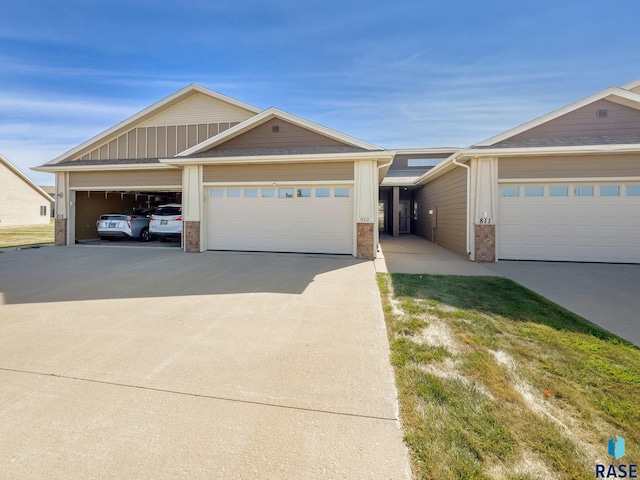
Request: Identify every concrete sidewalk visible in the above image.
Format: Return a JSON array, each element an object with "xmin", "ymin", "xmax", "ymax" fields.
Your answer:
[
  {"xmin": 375, "ymin": 234, "xmax": 499, "ymax": 276},
  {"xmin": 0, "ymin": 246, "xmax": 409, "ymax": 479}
]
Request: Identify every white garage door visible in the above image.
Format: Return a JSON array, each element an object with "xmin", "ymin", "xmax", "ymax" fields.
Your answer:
[
  {"xmin": 498, "ymin": 183, "xmax": 640, "ymax": 263},
  {"xmin": 207, "ymin": 185, "xmax": 353, "ymax": 254}
]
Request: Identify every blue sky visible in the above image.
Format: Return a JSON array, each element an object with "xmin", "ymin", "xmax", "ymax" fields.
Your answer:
[{"xmin": 1, "ymin": 0, "xmax": 639, "ymax": 185}]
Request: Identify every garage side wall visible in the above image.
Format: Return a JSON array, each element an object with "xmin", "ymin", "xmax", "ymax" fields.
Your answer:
[{"xmin": 414, "ymin": 167, "xmax": 467, "ymax": 256}]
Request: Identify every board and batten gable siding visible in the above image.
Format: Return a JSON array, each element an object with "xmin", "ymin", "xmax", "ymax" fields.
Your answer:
[
  {"xmin": 76, "ymin": 122, "xmax": 243, "ymax": 162},
  {"xmin": 204, "ymin": 162, "xmax": 354, "ymax": 183},
  {"xmin": 498, "ymin": 154, "xmax": 640, "ymax": 179},
  {"xmin": 493, "ymin": 99, "xmax": 640, "ymax": 145},
  {"xmin": 69, "ymin": 169, "xmax": 182, "ymax": 189},
  {"xmin": 413, "ymin": 167, "xmax": 467, "ymax": 256},
  {"xmin": 0, "ymin": 163, "xmax": 50, "ymax": 226},
  {"xmin": 205, "ymin": 119, "xmax": 349, "ymax": 152}
]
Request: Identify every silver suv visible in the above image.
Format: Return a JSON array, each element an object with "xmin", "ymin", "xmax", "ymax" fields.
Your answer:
[
  {"xmin": 97, "ymin": 212, "xmax": 152, "ymax": 242},
  {"xmin": 149, "ymin": 204, "xmax": 182, "ymax": 242}
]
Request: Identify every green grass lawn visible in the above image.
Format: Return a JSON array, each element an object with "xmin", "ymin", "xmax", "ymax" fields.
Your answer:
[
  {"xmin": 0, "ymin": 219, "xmax": 54, "ymax": 248},
  {"xmin": 378, "ymin": 273, "xmax": 639, "ymax": 480}
]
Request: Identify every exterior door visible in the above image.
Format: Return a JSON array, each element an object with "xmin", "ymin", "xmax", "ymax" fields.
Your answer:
[{"xmin": 399, "ymin": 201, "xmax": 410, "ymax": 233}]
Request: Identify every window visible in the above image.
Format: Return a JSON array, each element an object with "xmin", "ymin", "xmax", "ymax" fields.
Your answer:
[
  {"xmin": 279, "ymin": 188, "xmax": 294, "ymax": 198},
  {"xmin": 407, "ymin": 158, "xmax": 444, "ymax": 167},
  {"xmin": 210, "ymin": 188, "xmax": 224, "ymax": 198},
  {"xmin": 315, "ymin": 188, "xmax": 330, "ymax": 198},
  {"xmin": 524, "ymin": 186, "xmax": 544, "ymax": 197},
  {"xmin": 626, "ymin": 185, "xmax": 640, "ymax": 196},
  {"xmin": 40, "ymin": 205, "xmax": 47, "ymax": 216},
  {"xmin": 261, "ymin": 188, "xmax": 275, "ymax": 198},
  {"xmin": 244, "ymin": 188, "xmax": 258, "ymax": 198},
  {"xmin": 501, "ymin": 186, "xmax": 519, "ymax": 197},
  {"xmin": 549, "ymin": 186, "xmax": 569, "ymax": 197},
  {"xmin": 600, "ymin": 185, "xmax": 620, "ymax": 197},
  {"xmin": 573, "ymin": 186, "xmax": 594, "ymax": 197},
  {"xmin": 297, "ymin": 188, "xmax": 311, "ymax": 198},
  {"xmin": 413, "ymin": 201, "xmax": 418, "ymax": 220},
  {"xmin": 334, "ymin": 188, "xmax": 350, "ymax": 198},
  {"xmin": 227, "ymin": 188, "xmax": 241, "ymax": 198}
]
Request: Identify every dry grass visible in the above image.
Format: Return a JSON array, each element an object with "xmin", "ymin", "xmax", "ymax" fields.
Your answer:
[
  {"xmin": 378, "ymin": 273, "xmax": 639, "ymax": 480},
  {"xmin": 0, "ymin": 219, "xmax": 54, "ymax": 248}
]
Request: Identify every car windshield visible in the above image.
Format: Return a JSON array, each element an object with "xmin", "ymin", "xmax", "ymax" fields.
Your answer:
[
  {"xmin": 155, "ymin": 206, "xmax": 181, "ymax": 216},
  {"xmin": 100, "ymin": 214, "xmax": 126, "ymax": 220}
]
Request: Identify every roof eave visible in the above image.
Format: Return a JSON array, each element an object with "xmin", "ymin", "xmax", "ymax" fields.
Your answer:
[{"xmin": 161, "ymin": 151, "xmax": 394, "ymax": 166}]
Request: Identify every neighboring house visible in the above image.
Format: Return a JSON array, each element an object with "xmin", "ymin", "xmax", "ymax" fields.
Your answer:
[
  {"xmin": 34, "ymin": 78, "xmax": 640, "ymax": 264},
  {"xmin": 39, "ymin": 186, "xmax": 56, "ymax": 217},
  {"xmin": 411, "ymin": 78, "xmax": 640, "ymax": 264},
  {"xmin": 35, "ymin": 85, "xmax": 393, "ymax": 258},
  {"xmin": 0, "ymin": 154, "xmax": 53, "ymax": 227}
]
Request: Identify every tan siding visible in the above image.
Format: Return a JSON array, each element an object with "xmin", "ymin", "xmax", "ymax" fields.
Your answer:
[
  {"xmin": 208, "ymin": 123, "xmax": 219, "ymax": 137},
  {"xmin": 203, "ymin": 162, "xmax": 354, "ymax": 183},
  {"xmin": 108, "ymin": 139, "xmax": 118, "ymax": 159},
  {"xmin": 207, "ymin": 118, "xmax": 347, "ymax": 152},
  {"xmin": 136, "ymin": 128, "xmax": 146, "ymax": 158},
  {"xmin": 499, "ymin": 154, "xmax": 640, "ymax": 179},
  {"xmin": 0, "ymin": 162, "xmax": 51, "ymax": 226},
  {"xmin": 187, "ymin": 124, "xmax": 198, "ymax": 148},
  {"xmin": 630, "ymin": 85, "xmax": 640, "ymax": 95},
  {"xmin": 414, "ymin": 167, "xmax": 467, "ymax": 255},
  {"xmin": 496, "ymin": 99, "xmax": 640, "ymax": 144},
  {"xmin": 90, "ymin": 149, "xmax": 98, "ymax": 160},
  {"xmin": 177, "ymin": 125, "xmax": 187, "ymax": 153},
  {"xmin": 127, "ymin": 131, "xmax": 137, "ymax": 158},
  {"xmin": 69, "ymin": 169, "xmax": 182, "ymax": 188},
  {"xmin": 167, "ymin": 126, "xmax": 177, "ymax": 157},
  {"xmin": 117, "ymin": 134, "xmax": 127, "ymax": 158},
  {"xmin": 146, "ymin": 127, "xmax": 157, "ymax": 157},
  {"xmin": 99, "ymin": 144, "xmax": 109, "ymax": 160},
  {"xmin": 157, "ymin": 126, "xmax": 167, "ymax": 157},
  {"xmin": 197, "ymin": 124, "xmax": 208, "ymax": 144},
  {"xmin": 139, "ymin": 92, "xmax": 255, "ymax": 127}
]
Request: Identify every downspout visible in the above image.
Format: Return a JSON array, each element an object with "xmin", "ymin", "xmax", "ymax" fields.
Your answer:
[{"xmin": 452, "ymin": 156, "xmax": 471, "ymax": 258}]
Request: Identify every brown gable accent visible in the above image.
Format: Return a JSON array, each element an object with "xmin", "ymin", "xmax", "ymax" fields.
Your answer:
[
  {"xmin": 493, "ymin": 99, "xmax": 640, "ymax": 147},
  {"xmin": 205, "ymin": 118, "xmax": 349, "ymax": 153}
]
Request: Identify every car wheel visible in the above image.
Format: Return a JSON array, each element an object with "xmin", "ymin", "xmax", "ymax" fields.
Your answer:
[{"xmin": 139, "ymin": 228, "xmax": 150, "ymax": 242}]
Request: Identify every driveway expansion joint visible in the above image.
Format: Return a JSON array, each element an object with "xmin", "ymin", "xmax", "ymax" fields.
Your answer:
[{"xmin": 0, "ymin": 367, "xmax": 399, "ymax": 422}]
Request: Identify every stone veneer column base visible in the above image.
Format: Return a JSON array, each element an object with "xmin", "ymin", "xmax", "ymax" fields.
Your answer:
[
  {"xmin": 184, "ymin": 221, "xmax": 201, "ymax": 253},
  {"xmin": 475, "ymin": 224, "xmax": 496, "ymax": 262},
  {"xmin": 54, "ymin": 218, "xmax": 67, "ymax": 246},
  {"xmin": 356, "ymin": 223, "xmax": 375, "ymax": 260}
]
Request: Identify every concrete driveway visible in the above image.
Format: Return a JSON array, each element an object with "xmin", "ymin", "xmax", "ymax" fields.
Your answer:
[
  {"xmin": 487, "ymin": 261, "xmax": 640, "ymax": 347},
  {"xmin": 0, "ymin": 246, "xmax": 409, "ymax": 479}
]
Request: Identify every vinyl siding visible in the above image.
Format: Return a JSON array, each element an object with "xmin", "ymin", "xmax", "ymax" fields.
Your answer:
[
  {"xmin": 203, "ymin": 162, "xmax": 354, "ymax": 183},
  {"xmin": 139, "ymin": 92, "xmax": 255, "ymax": 127},
  {"xmin": 206, "ymin": 118, "xmax": 348, "ymax": 152},
  {"xmin": 413, "ymin": 167, "xmax": 467, "ymax": 255},
  {"xmin": 494, "ymin": 99, "xmax": 640, "ymax": 145},
  {"xmin": 630, "ymin": 85, "xmax": 640, "ymax": 95},
  {"xmin": 499, "ymin": 154, "xmax": 640, "ymax": 179},
  {"xmin": 69, "ymin": 169, "xmax": 182, "ymax": 189},
  {"xmin": 0, "ymin": 162, "xmax": 51, "ymax": 226}
]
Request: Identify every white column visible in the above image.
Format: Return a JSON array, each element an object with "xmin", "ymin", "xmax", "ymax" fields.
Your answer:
[
  {"xmin": 182, "ymin": 165, "xmax": 204, "ymax": 252},
  {"xmin": 353, "ymin": 160, "xmax": 378, "ymax": 258}
]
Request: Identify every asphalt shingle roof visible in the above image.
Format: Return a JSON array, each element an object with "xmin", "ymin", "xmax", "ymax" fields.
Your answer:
[{"xmin": 481, "ymin": 134, "xmax": 640, "ymax": 149}]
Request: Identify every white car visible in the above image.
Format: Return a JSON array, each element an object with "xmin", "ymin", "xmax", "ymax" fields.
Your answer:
[{"xmin": 149, "ymin": 204, "xmax": 182, "ymax": 242}]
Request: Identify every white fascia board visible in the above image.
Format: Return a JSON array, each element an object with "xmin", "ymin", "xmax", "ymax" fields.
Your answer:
[
  {"xmin": 461, "ymin": 143, "xmax": 640, "ymax": 157},
  {"xmin": 44, "ymin": 84, "xmax": 262, "ymax": 166},
  {"xmin": 393, "ymin": 147, "xmax": 461, "ymax": 155},
  {"xmin": 620, "ymin": 78, "xmax": 640, "ymax": 91},
  {"xmin": 475, "ymin": 87, "xmax": 640, "ymax": 147},
  {"xmin": 33, "ymin": 163, "xmax": 181, "ymax": 173},
  {"xmin": 163, "ymin": 151, "xmax": 394, "ymax": 166},
  {"xmin": 177, "ymin": 107, "xmax": 383, "ymax": 157},
  {"xmin": 1, "ymin": 154, "xmax": 54, "ymax": 202}
]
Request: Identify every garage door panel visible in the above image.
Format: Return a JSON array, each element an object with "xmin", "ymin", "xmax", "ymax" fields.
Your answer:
[
  {"xmin": 498, "ymin": 182, "xmax": 640, "ymax": 263},
  {"xmin": 207, "ymin": 185, "xmax": 353, "ymax": 254}
]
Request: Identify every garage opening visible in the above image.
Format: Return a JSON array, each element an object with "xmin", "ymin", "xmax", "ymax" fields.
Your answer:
[{"xmin": 74, "ymin": 190, "xmax": 182, "ymax": 246}]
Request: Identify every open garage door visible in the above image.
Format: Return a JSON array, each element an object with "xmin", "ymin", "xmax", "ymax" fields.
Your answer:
[
  {"xmin": 74, "ymin": 191, "xmax": 182, "ymax": 242},
  {"xmin": 498, "ymin": 182, "xmax": 640, "ymax": 263},
  {"xmin": 207, "ymin": 185, "xmax": 353, "ymax": 254}
]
